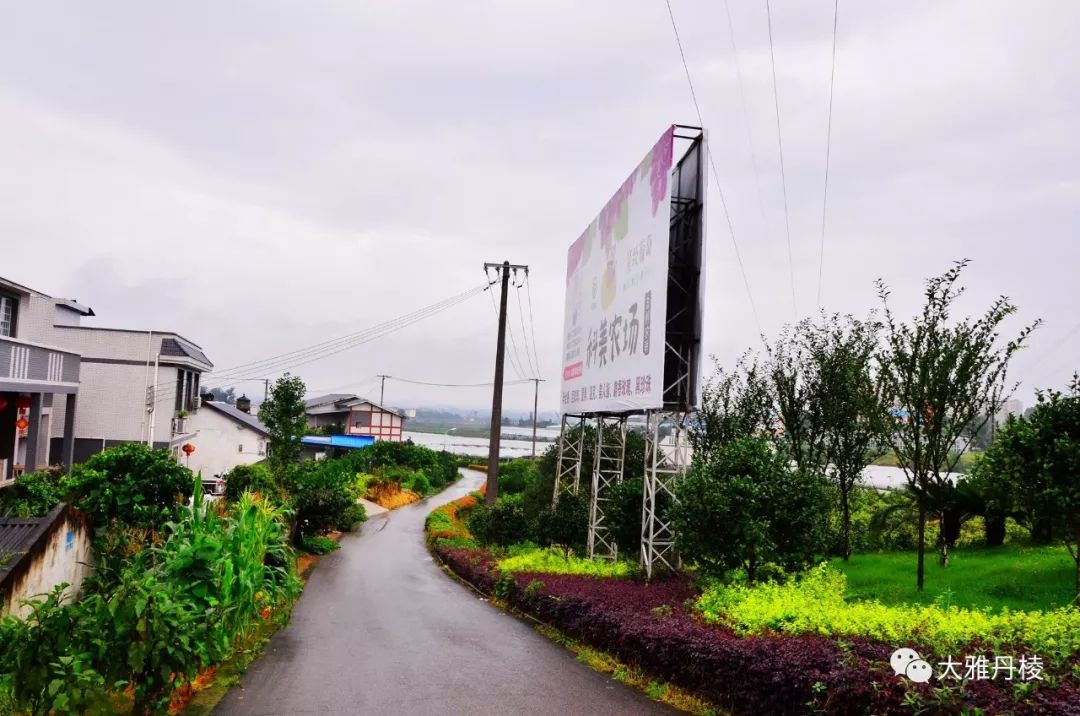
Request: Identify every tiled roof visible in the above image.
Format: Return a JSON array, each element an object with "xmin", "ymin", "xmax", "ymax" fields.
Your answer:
[
  {"xmin": 304, "ymin": 393, "xmax": 355, "ymax": 408},
  {"xmin": 160, "ymin": 337, "xmax": 213, "ymax": 367},
  {"xmin": 0, "ymin": 505, "xmax": 64, "ymax": 578},
  {"xmin": 204, "ymin": 401, "xmax": 270, "ymax": 436}
]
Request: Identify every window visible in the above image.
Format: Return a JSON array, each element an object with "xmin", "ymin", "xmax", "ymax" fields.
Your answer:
[
  {"xmin": 353, "ymin": 411, "xmax": 372, "ymax": 428},
  {"xmin": 258, "ymin": 441, "xmax": 266, "ymax": 456},
  {"xmin": 238, "ymin": 444, "xmax": 244, "ymax": 453},
  {"xmin": 0, "ymin": 294, "xmax": 17, "ymax": 337}
]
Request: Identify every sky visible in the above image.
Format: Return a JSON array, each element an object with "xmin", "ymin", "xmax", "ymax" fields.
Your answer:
[{"xmin": 2, "ymin": 1, "xmax": 1077, "ymax": 414}]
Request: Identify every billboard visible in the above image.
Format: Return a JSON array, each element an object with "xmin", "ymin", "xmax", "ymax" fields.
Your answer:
[{"xmin": 560, "ymin": 126, "xmax": 676, "ymax": 414}]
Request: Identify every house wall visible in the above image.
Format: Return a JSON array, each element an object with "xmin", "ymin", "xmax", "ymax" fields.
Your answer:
[
  {"xmin": 2, "ymin": 510, "xmax": 94, "ymax": 618},
  {"xmin": 347, "ymin": 406, "xmax": 404, "ymax": 442},
  {"xmin": 186, "ymin": 408, "xmax": 268, "ymax": 478}
]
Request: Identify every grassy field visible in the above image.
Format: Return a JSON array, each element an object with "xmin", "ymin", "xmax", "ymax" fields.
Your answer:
[{"xmin": 838, "ymin": 545, "xmax": 1076, "ymax": 612}]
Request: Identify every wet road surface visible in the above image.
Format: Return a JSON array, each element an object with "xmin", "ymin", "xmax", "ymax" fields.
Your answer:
[{"xmin": 215, "ymin": 470, "xmax": 676, "ymax": 715}]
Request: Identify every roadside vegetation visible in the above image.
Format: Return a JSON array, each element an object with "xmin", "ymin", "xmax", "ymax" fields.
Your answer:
[
  {"xmin": 428, "ymin": 263, "xmax": 1079, "ymax": 714},
  {"xmin": 0, "ymin": 373, "xmax": 465, "ymax": 715}
]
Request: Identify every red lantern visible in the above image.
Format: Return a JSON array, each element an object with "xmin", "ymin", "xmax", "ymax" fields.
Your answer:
[
  {"xmin": 182, "ymin": 443, "xmax": 196, "ymax": 456},
  {"xmin": 15, "ymin": 417, "xmax": 29, "ymax": 431},
  {"xmin": 0, "ymin": 397, "xmax": 7, "ymax": 411},
  {"xmin": 15, "ymin": 395, "xmax": 31, "ymax": 410}
]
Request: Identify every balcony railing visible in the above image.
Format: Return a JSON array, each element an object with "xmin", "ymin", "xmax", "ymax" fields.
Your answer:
[{"xmin": 0, "ymin": 336, "xmax": 80, "ymax": 387}]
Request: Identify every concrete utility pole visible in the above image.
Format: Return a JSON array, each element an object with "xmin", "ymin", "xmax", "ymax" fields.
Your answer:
[
  {"xmin": 530, "ymin": 378, "xmax": 544, "ymax": 459},
  {"xmin": 378, "ymin": 374, "xmax": 390, "ymax": 406},
  {"xmin": 484, "ymin": 260, "xmax": 527, "ymax": 505}
]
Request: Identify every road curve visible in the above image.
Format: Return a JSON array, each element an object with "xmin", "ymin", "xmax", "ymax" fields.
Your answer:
[{"xmin": 214, "ymin": 470, "xmax": 676, "ymax": 716}]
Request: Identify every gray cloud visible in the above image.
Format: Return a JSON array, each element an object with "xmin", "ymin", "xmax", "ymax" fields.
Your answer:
[{"xmin": 2, "ymin": 0, "xmax": 1076, "ymax": 412}]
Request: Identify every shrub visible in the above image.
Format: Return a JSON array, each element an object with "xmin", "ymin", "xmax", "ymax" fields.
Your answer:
[
  {"xmin": 533, "ymin": 492, "xmax": 588, "ymax": 553},
  {"xmin": 670, "ymin": 437, "xmax": 830, "ymax": 580},
  {"xmin": 0, "ymin": 469, "xmax": 65, "ymax": 518},
  {"xmin": 284, "ymin": 459, "xmax": 363, "ymax": 539},
  {"xmin": 301, "ymin": 535, "xmax": 340, "ymax": 555},
  {"xmin": 498, "ymin": 458, "xmax": 538, "ymax": 495},
  {"xmin": 343, "ymin": 442, "xmax": 458, "ymax": 490},
  {"xmin": 497, "ymin": 547, "xmax": 635, "ymax": 578},
  {"xmin": 405, "ymin": 471, "xmax": 432, "ymax": 495},
  {"xmin": 65, "ymin": 443, "xmax": 194, "ymax": 529},
  {"xmin": 468, "ymin": 501, "xmax": 531, "ymax": 547},
  {"xmin": 696, "ymin": 563, "xmax": 1080, "ymax": 666},
  {"xmin": 602, "ymin": 477, "xmax": 651, "ymax": 554},
  {"xmin": 224, "ymin": 463, "xmax": 280, "ymax": 503}
]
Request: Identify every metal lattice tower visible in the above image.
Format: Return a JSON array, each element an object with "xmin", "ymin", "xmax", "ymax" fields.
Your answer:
[
  {"xmin": 553, "ymin": 414, "xmax": 586, "ymax": 503},
  {"xmin": 641, "ymin": 410, "xmax": 691, "ymax": 579},
  {"xmin": 587, "ymin": 415, "xmax": 627, "ymax": 561}
]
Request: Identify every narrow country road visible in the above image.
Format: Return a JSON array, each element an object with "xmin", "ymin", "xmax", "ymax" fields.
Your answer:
[{"xmin": 214, "ymin": 470, "xmax": 676, "ymax": 715}]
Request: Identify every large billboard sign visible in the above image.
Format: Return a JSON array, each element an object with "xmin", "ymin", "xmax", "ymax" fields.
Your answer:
[{"xmin": 560, "ymin": 126, "xmax": 675, "ymax": 414}]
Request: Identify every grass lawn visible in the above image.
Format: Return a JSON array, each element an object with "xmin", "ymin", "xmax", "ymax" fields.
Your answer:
[{"xmin": 838, "ymin": 544, "xmax": 1076, "ymax": 612}]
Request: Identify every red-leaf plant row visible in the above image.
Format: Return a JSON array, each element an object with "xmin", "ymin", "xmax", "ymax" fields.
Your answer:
[{"xmin": 435, "ymin": 546, "xmax": 1080, "ymax": 716}]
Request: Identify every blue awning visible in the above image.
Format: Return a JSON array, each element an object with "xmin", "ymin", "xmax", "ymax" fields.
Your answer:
[{"xmin": 301, "ymin": 434, "xmax": 375, "ymax": 450}]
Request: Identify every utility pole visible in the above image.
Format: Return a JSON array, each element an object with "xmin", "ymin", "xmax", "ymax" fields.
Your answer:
[
  {"xmin": 484, "ymin": 260, "xmax": 528, "ymax": 505},
  {"xmin": 264, "ymin": 378, "xmax": 270, "ymax": 403},
  {"xmin": 377, "ymin": 374, "xmax": 390, "ymax": 406},
  {"xmin": 530, "ymin": 378, "xmax": 544, "ymax": 459}
]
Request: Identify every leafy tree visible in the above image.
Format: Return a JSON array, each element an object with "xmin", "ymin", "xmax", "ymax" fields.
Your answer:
[
  {"xmin": 260, "ymin": 373, "xmax": 308, "ymax": 475},
  {"xmin": 670, "ymin": 437, "xmax": 830, "ymax": 582},
  {"xmin": 689, "ymin": 354, "xmax": 773, "ymax": 461},
  {"xmin": 767, "ymin": 323, "xmax": 829, "ymax": 473},
  {"xmin": 875, "ymin": 260, "xmax": 1038, "ymax": 588},
  {"xmin": 981, "ymin": 376, "xmax": 1080, "ymax": 602},
  {"xmin": 65, "ymin": 443, "xmax": 194, "ymax": 529},
  {"xmin": 533, "ymin": 492, "xmax": 588, "ymax": 555},
  {"xmin": 808, "ymin": 314, "xmax": 888, "ymax": 559}
]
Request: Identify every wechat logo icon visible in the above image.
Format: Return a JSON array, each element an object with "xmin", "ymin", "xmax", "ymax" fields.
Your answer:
[{"xmin": 891, "ymin": 648, "xmax": 933, "ymax": 684}]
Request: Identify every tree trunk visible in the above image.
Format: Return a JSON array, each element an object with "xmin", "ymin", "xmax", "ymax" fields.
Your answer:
[
  {"xmin": 1032, "ymin": 518, "xmax": 1054, "ymax": 545},
  {"xmin": 841, "ymin": 491, "xmax": 852, "ymax": 561},
  {"xmin": 985, "ymin": 514, "xmax": 1006, "ymax": 547},
  {"xmin": 1074, "ymin": 527, "xmax": 1080, "ymax": 607},
  {"xmin": 917, "ymin": 501, "xmax": 926, "ymax": 591}
]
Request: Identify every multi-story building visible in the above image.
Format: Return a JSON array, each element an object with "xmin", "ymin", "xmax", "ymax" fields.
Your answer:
[{"xmin": 0, "ymin": 276, "xmax": 213, "ymax": 481}]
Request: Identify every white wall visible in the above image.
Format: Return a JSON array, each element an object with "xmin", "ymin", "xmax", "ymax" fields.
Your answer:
[
  {"xmin": 186, "ymin": 407, "xmax": 269, "ymax": 478},
  {"xmin": 3, "ymin": 510, "xmax": 94, "ymax": 618}
]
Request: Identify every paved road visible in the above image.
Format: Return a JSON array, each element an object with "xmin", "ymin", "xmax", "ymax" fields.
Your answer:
[{"xmin": 215, "ymin": 470, "xmax": 675, "ymax": 716}]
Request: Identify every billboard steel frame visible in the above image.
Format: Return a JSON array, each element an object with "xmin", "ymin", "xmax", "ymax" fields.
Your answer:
[
  {"xmin": 553, "ymin": 414, "xmax": 587, "ymax": 503},
  {"xmin": 641, "ymin": 410, "xmax": 692, "ymax": 579},
  {"xmin": 586, "ymin": 415, "xmax": 628, "ymax": 561}
]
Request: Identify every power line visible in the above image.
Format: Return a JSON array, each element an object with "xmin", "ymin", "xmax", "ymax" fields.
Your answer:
[
  {"xmin": 208, "ymin": 283, "xmax": 487, "ymax": 382},
  {"xmin": 383, "ymin": 375, "xmax": 533, "ymax": 388},
  {"xmin": 765, "ymin": 0, "xmax": 798, "ymax": 318},
  {"xmin": 154, "ymin": 284, "xmax": 487, "ymax": 400},
  {"xmin": 662, "ymin": 0, "xmax": 764, "ymax": 338},
  {"xmin": 523, "ymin": 273, "xmax": 543, "ymax": 377},
  {"xmin": 722, "ymin": 0, "xmax": 771, "ymax": 230},
  {"xmin": 486, "ymin": 269, "xmax": 529, "ymax": 380},
  {"xmin": 515, "ymin": 283, "xmax": 539, "ymax": 377},
  {"xmin": 816, "ymin": 0, "xmax": 840, "ymax": 309}
]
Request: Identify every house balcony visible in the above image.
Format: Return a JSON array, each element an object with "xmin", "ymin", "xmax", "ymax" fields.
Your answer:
[{"xmin": 0, "ymin": 336, "xmax": 81, "ymax": 482}]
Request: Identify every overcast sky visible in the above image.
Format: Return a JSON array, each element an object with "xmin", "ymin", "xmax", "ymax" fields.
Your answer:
[{"xmin": 2, "ymin": 1, "xmax": 1076, "ymax": 414}]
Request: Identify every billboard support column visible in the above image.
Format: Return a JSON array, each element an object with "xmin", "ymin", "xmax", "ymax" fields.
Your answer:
[
  {"xmin": 553, "ymin": 414, "xmax": 586, "ymax": 504},
  {"xmin": 587, "ymin": 415, "xmax": 627, "ymax": 561},
  {"xmin": 641, "ymin": 410, "xmax": 691, "ymax": 579}
]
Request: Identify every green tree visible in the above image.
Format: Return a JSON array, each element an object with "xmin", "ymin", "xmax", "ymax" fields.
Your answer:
[
  {"xmin": 689, "ymin": 354, "xmax": 773, "ymax": 461},
  {"xmin": 808, "ymin": 314, "xmax": 888, "ymax": 560},
  {"xmin": 981, "ymin": 376, "xmax": 1080, "ymax": 602},
  {"xmin": 260, "ymin": 373, "xmax": 308, "ymax": 475},
  {"xmin": 875, "ymin": 260, "xmax": 1038, "ymax": 589},
  {"xmin": 670, "ymin": 437, "xmax": 830, "ymax": 582}
]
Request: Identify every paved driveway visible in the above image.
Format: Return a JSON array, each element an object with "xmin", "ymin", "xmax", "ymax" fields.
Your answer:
[{"xmin": 214, "ymin": 470, "xmax": 675, "ymax": 715}]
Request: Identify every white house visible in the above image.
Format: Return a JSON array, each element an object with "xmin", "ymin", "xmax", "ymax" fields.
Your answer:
[
  {"xmin": 186, "ymin": 398, "xmax": 270, "ymax": 478},
  {"xmin": 0, "ymin": 275, "xmax": 213, "ymax": 477}
]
